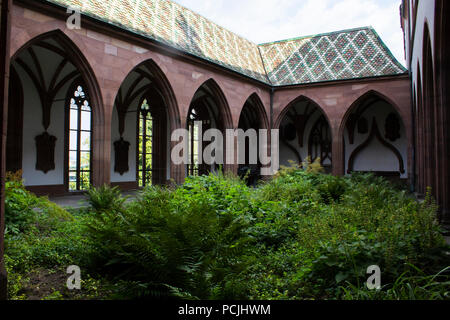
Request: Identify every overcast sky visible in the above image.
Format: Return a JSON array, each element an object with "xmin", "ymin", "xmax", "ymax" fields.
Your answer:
[{"xmin": 173, "ymin": 0, "xmax": 405, "ymax": 66}]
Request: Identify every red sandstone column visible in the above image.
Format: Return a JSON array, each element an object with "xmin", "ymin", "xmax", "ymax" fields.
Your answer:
[
  {"xmin": 224, "ymin": 128, "xmax": 239, "ymax": 176},
  {"xmin": 169, "ymin": 141, "xmax": 185, "ymax": 185},
  {"xmin": 169, "ymin": 118, "xmax": 185, "ymax": 185},
  {"xmin": 92, "ymin": 104, "xmax": 111, "ymax": 187},
  {"xmin": 331, "ymin": 128, "xmax": 344, "ymax": 176},
  {"xmin": 0, "ymin": 0, "xmax": 12, "ymax": 301}
]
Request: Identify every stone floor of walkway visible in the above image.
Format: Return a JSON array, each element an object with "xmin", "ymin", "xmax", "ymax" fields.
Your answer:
[{"xmin": 49, "ymin": 190, "xmax": 139, "ymax": 209}]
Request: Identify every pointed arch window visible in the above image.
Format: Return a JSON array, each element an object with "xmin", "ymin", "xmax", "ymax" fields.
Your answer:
[
  {"xmin": 187, "ymin": 107, "xmax": 201, "ymax": 177},
  {"xmin": 138, "ymin": 99, "xmax": 153, "ymax": 187},
  {"xmin": 308, "ymin": 116, "xmax": 332, "ymax": 168},
  {"xmin": 67, "ymin": 84, "xmax": 92, "ymax": 191}
]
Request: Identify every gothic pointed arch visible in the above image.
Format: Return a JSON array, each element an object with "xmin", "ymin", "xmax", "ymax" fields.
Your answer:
[
  {"xmin": 111, "ymin": 59, "xmax": 179, "ymax": 187},
  {"xmin": 186, "ymin": 78, "xmax": 232, "ymax": 176},
  {"xmin": 11, "ymin": 30, "xmax": 103, "ymax": 126},
  {"xmin": 342, "ymin": 90, "xmax": 407, "ymax": 178},
  {"xmin": 277, "ymin": 95, "xmax": 332, "ymax": 170},
  {"xmin": 10, "ymin": 29, "xmax": 105, "ymax": 193},
  {"xmin": 239, "ymin": 93, "xmax": 269, "ymax": 130},
  {"xmin": 275, "ymin": 95, "xmax": 330, "ymax": 130},
  {"xmin": 236, "ymin": 93, "xmax": 269, "ymax": 183},
  {"xmin": 340, "ymin": 90, "xmax": 406, "ymax": 139},
  {"xmin": 422, "ymin": 22, "xmax": 439, "ymax": 204}
]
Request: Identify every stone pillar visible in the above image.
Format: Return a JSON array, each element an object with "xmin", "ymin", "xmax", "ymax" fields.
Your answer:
[
  {"xmin": 92, "ymin": 103, "xmax": 111, "ymax": 188},
  {"xmin": 168, "ymin": 116, "xmax": 185, "ymax": 185},
  {"xmin": 331, "ymin": 128, "xmax": 344, "ymax": 176},
  {"xmin": 224, "ymin": 128, "xmax": 239, "ymax": 176},
  {"xmin": 0, "ymin": 0, "xmax": 12, "ymax": 301},
  {"xmin": 169, "ymin": 139, "xmax": 185, "ymax": 185}
]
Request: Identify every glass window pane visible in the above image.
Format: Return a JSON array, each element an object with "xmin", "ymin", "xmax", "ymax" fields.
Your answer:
[
  {"xmin": 69, "ymin": 171, "xmax": 77, "ymax": 182},
  {"xmin": 81, "ymin": 100, "xmax": 90, "ymax": 111},
  {"xmin": 80, "ymin": 152, "xmax": 90, "ymax": 170},
  {"xmin": 69, "ymin": 131, "xmax": 78, "ymax": 151},
  {"xmin": 68, "ymin": 84, "xmax": 93, "ymax": 192},
  {"xmin": 145, "ymin": 171, "xmax": 152, "ymax": 185},
  {"xmin": 139, "ymin": 138, "xmax": 143, "ymax": 154},
  {"xmin": 146, "ymin": 139, "xmax": 152, "ymax": 154},
  {"xmin": 81, "ymin": 111, "xmax": 91, "ymax": 131},
  {"xmin": 138, "ymin": 171, "xmax": 143, "ymax": 187},
  {"xmin": 146, "ymin": 155, "xmax": 152, "ymax": 170},
  {"xmin": 69, "ymin": 172, "xmax": 77, "ymax": 191},
  {"xmin": 146, "ymin": 120, "xmax": 153, "ymax": 136},
  {"xmin": 138, "ymin": 154, "xmax": 143, "ymax": 170},
  {"xmin": 139, "ymin": 119, "xmax": 144, "ymax": 135},
  {"xmin": 69, "ymin": 181, "xmax": 77, "ymax": 191},
  {"xmin": 80, "ymin": 132, "xmax": 91, "ymax": 151},
  {"xmin": 69, "ymin": 151, "xmax": 77, "ymax": 170},
  {"xmin": 193, "ymin": 125, "xmax": 197, "ymax": 140},
  {"xmin": 70, "ymin": 109, "xmax": 78, "ymax": 130},
  {"xmin": 80, "ymin": 171, "xmax": 90, "ymax": 190}
]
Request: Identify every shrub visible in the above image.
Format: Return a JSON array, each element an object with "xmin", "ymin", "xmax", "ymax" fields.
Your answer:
[{"xmin": 4, "ymin": 172, "xmax": 40, "ymax": 235}]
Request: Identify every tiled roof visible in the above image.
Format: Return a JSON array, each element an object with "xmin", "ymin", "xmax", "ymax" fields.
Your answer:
[
  {"xmin": 44, "ymin": 0, "xmax": 406, "ymax": 86},
  {"xmin": 259, "ymin": 27, "xmax": 407, "ymax": 85}
]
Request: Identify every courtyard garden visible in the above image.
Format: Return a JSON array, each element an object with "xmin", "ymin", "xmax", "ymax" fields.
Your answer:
[{"xmin": 3, "ymin": 163, "xmax": 450, "ymax": 300}]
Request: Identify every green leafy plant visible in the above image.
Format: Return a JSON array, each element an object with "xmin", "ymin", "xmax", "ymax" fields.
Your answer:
[
  {"xmin": 86, "ymin": 185, "xmax": 127, "ymax": 213},
  {"xmin": 4, "ymin": 167, "xmax": 449, "ymax": 300}
]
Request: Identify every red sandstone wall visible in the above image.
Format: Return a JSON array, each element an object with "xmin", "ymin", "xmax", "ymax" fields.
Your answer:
[{"xmin": 273, "ymin": 77, "xmax": 412, "ymax": 176}]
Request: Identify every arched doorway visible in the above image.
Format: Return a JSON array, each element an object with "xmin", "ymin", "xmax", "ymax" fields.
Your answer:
[
  {"xmin": 186, "ymin": 79, "xmax": 232, "ymax": 177},
  {"xmin": 237, "ymin": 93, "xmax": 269, "ymax": 184},
  {"xmin": 111, "ymin": 60, "xmax": 175, "ymax": 189},
  {"xmin": 422, "ymin": 25, "xmax": 437, "ymax": 195},
  {"xmin": 415, "ymin": 65, "xmax": 425, "ymax": 194},
  {"xmin": 277, "ymin": 97, "xmax": 332, "ymax": 172}
]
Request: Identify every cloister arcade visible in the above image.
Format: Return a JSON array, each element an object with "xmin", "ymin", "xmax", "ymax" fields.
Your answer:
[{"xmin": 1, "ymin": 2, "xmax": 411, "ymax": 198}]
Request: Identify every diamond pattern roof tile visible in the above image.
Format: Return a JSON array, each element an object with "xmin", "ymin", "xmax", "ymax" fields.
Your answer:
[{"xmin": 259, "ymin": 27, "xmax": 407, "ymax": 85}]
